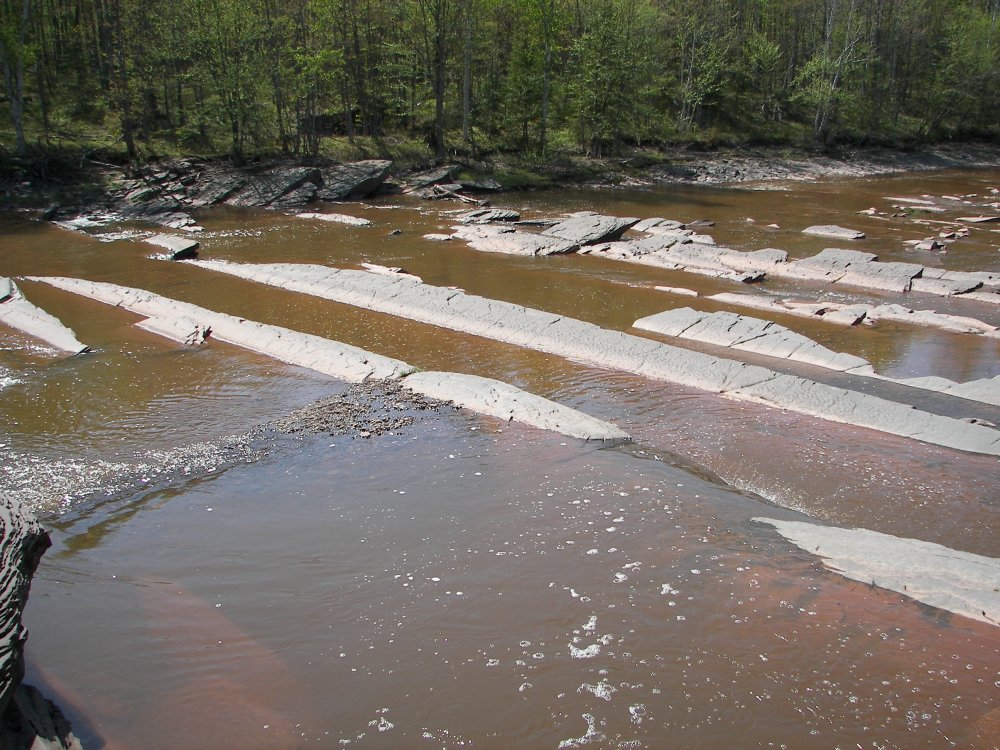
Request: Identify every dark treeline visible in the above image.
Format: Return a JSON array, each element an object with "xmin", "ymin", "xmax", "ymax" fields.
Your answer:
[{"xmin": 2, "ymin": 0, "xmax": 999, "ymax": 165}]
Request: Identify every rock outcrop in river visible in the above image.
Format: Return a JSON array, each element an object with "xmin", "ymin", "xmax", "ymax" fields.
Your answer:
[
  {"xmin": 25, "ymin": 277, "xmax": 629, "ymax": 444},
  {"xmin": 634, "ymin": 307, "xmax": 1000, "ymax": 406},
  {"xmin": 0, "ymin": 278, "xmax": 89, "ymax": 354},
  {"xmin": 1, "ymin": 494, "xmax": 82, "ymax": 749},
  {"xmin": 755, "ymin": 517, "xmax": 1000, "ymax": 626},
  {"xmin": 180, "ymin": 260, "xmax": 1000, "ymax": 457},
  {"xmin": 445, "ymin": 213, "xmax": 1000, "ymax": 303}
]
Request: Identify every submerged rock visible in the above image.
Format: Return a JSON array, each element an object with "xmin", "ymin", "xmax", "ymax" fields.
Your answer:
[{"xmin": 755, "ymin": 518, "xmax": 1000, "ymax": 627}]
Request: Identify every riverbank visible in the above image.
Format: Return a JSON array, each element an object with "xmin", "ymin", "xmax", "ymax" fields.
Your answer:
[{"xmin": 6, "ymin": 141, "xmax": 1000, "ymax": 222}]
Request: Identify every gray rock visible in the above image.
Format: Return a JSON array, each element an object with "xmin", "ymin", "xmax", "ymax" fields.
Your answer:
[
  {"xmin": 144, "ymin": 234, "xmax": 200, "ymax": 260},
  {"xmin": 3, "ymin": 683, "xmax": 83, "ymax": 750},
  {"xmin": 542, "ymin": 213, "xmax": 639, "ymax": 246},
  {"xmin": 0, "ymin": 277, "xmax": 12, "ymax": 302},
  {"xmin": 189, "ymin": 175, "xmax": 248, "ymax": 207},
  {"xmin": 0, "ymin": 493, "xmax": 80, "ymax": 748},
  {"xmin": 634, "ymin": 308, "xmax": 871, "ymax": 372},
  {"xmin": 296, "ymin": 212, "xmax": 372, "ymax": 227},
  {"xmin": 270, "ymin": 182, "xmax": 318, "ymax": 208},
  {"xmin": 401, "ymin": 371, "xmax": 630, "ymax": 442},
  {"xmin": 458, "ymin": 177, "xmax": 502, "ymax": 192},
  {"xmin": 172, "ymin": 261, "xmax": 1000, "ymax": 456},
  {"xmin": 30, "ymin": 277, "xmax": 627, "ymax": 442},
  {"xmin": 802, "ymin": 225, "xmax": 866, "ymax": 240},
  {"xmin": 780, "ymin": 248, "xmax": 922, "ymax": 292},
  {"xmin": 957, "ymin": 215, "xmax": 1000, "ymax": 223},
  {"xmin": 225, "ymin": 167, "xmax": 321, "ymax": 208},
  {"xmin": 755, "ymin": 517, "xmax": 1000, "ymax": 626},
  {"xmin": 316, "ymin": 160, "xmax": 392, "ymax": 201},
  {"xmin": 457, "ymin": 208, "xmax": 521, "ymax": 224},
  {"xmin": 0, "ymin": 494, "xmax": 50, "ymax": 719},
  {"xmin": 404, "ymin": 165, "xmax": 460, "ymax": 191},
  {"xmin": 452, "ymin": 224, "xmax": 578, "ymax": 256},
  {"xmin": 0, "ymin": 279, "xmax": 90, "ymax": 354}
]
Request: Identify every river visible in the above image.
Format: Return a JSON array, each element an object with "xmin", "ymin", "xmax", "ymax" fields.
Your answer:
[{"xmin": 2, "ymin": 168, "xmax": 999, "ymax": 748}]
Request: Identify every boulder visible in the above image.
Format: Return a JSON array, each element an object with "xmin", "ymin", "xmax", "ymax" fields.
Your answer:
[
  {"xmin": 404, "ymin": 165, "xmax": 460, "ymax": 191},
  {"xmin": 316, "ymin": 160, "xmax": 392, "ymax": 201},
  {"xmin": 225, "ymin": 167, "xmax": 321, "ymax": 208},
  {"xmin": 144, "ymin": 234, "xmax": 200, "ymax": 260},
  {"xmin": 270, "ymin": 182, "xmax": 318, "ymax": 209},
  {"xmin": 458, "ymin": 177, "xmax": 502, "ymax": 192},
  {"xmin": 542, "ymin": 213, "xmax": 639, "ymax": 246},
  {"xmin": 755, "ymin": 518, "xmax": 1000, "ymax": 626},
  {"xmin": 0, "ymin": 494, "xmax": 50, "ymax": 719},
  {"xmin": 802, "ymin": 225, "xmax": 866, "ymax": 240}
]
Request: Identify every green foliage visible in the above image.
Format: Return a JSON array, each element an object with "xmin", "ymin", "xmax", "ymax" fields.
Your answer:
[{"xmin": 1, "ymin": 0, "xmax": 998, "ymax": 167}]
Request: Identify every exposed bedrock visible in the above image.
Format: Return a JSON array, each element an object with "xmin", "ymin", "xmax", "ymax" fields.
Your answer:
[
  {"xmin": 181, "ymin": 260, "xmax": 1000, "ymax": 456},
  {"xmin": 802, "ymin": 225, "xmax": 866, "ymax": 240},
  {"xmin": 755, "ymin": 518, "xmax": 1000, "ymax": 627},
  {"xmin": 634, "ymin": 307, "xmax": 1000, "ymax": 406},
  {"xmin": 446, "ymin": 214, "xmax": 1000, "ymax": 302},
  {"xmin": 143, "ymin": 234, "xmax": 200, "ymax": 260},
  {"xmin": 401, "ymin": 372, "xmax": 630, "ymax": 443},
  {"xmin": 0, "ymin": 278, "xmax": 89, "ymax": 355},
  {"xmin": 1, "ymin": 494, "xmax": 83, "ymax": 749},
  {"xmin": 25, "ymin": 277, "xmax": 627, "ymax": 443}
]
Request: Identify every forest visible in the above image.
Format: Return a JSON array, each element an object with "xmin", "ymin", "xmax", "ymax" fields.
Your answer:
[{"xmin": 1, "ymin": 0, "xmax": 999, "ymax": 167}]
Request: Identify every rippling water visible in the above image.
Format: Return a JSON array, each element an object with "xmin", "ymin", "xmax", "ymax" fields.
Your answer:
[{"xmin": 4, "ymin": 168, "xmax": 1000, "ymax": 748}]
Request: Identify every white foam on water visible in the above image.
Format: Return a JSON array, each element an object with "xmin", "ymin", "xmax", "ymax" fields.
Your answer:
[
  {"xmin": 569, "ymin": 643, "xmax": 601, "ymax": 659},
  {"xmin": 582, "ymin": 616, "xmax": 597, "ymax": 633},
  {"xmin": 558, "ymin": 714, "xmax": 605, "ymax": 748},
  {"xmin": 578, "ymin": 680, "xmax": 616, "ymax": 701}
]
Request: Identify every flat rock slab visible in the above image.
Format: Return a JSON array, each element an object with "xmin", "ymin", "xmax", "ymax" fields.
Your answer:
[
  {"xmin": 802, "ymin": 225, "xmax": 866, "ymax": 240},
  {"xmin": 635, "ymin": 308, "xmax": 871, "ymax": 372},
  {"xmin": 452, "ymin": 225, "xmax": 578, "ymax": 256},
  {"xmin": 297, "ymin": 212, "xmax": 372, "ymax": 227},
  {"xmin": 401, "ymin": 371, "xmax": 630, "ymax": 442},
  {"xmin": 779, "ymin": 248, "xmax": 923, "ymax": 292},
  {"xmin": 542, "ymin": 214, "xmax": 639, "ymax": 246},
  {"xmin": 143, "ymin": 234, "xmax": 200, "ymax": 260},
  {"xmin": 755, "ymin": 518, "xmax": 1000, "ymax": 627},
  {"xmin": 457, "ymin": 208, "xmax": 521, "ymax": 224},
  {"xmin": 29, "ymin": 277, "xmax": 627, "ymax": 442},
  {"xmin": 0, "ymin": 279, "xmax": 89, "ymax": 354},
  {"xmin": 957, "ymin": 215, "xmax": 1000, "ymax": 223},
  {"xmin": 316, "ymin": 160, "xmax": 392, "ymax": 201},
  {"xmin": 180, "ymin": 260, "xmax": 1000, "ymax": 457}
]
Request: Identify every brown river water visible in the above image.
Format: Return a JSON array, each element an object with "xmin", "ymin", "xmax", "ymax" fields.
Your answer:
[{"xmin": 2, "ymin": 169, "xmax": 999, "ymax": 748}]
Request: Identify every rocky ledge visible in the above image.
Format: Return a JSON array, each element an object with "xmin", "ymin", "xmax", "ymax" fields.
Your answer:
[{"xmin": 1, "ymin": 494, "xmax": 82, "ymax": 749}]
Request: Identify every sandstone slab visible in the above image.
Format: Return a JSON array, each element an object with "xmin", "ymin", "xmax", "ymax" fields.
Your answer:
[
  {"xmin": 802, "ymin": 225, "xmax": 866, "ymax": 240},
  {"xmin": 755, "ymin": 518, "xmax": 1000, "ymax": 626},
  {"xmin": 143, "ymin": 234, "xmax": 200, "ymax": 259},
  {"xmin": 542, "ymin": 213, "xmax": 639, "ymax": 246},
  {"xmin": 316, "ymin": 160, "xmax": 392, "ymax": 200},
  {"xmin": 179, "ymin": 260, "xmax": 1000, "ymax": 456},
  {"xmin": 0, "ymin": 279, "xmax": 89, "ymax": 354},
  {"xmin": 297, "ymin": 212, "xmax": 372, "ymax": 227}
]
